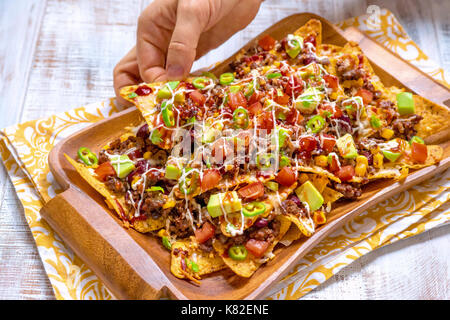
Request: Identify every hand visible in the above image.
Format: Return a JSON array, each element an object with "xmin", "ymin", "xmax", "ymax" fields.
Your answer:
[{"xmin": 113, "ymin": 0, "xmax": 262, "ymax": 106}]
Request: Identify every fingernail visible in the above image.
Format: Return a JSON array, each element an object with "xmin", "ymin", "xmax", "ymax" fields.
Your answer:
[{"xmin": 167, "ymin": 64, "xmax": 184, "ymax": 79}]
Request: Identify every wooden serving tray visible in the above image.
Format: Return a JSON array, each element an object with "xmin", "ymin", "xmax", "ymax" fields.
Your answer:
[{"xmin": 41, "ymin": 13, "xmax": 450, "ymax": 300}]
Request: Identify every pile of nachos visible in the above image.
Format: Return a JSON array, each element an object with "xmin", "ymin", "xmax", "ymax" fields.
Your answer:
[{"xmin": 66, "ymin": 19, "xmax": 448, "ymax": 283}]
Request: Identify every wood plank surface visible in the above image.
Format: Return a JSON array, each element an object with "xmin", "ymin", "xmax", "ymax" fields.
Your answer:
[{"xmin": 0, "ymin": 0, "xmax": 448, "ymax": 300}]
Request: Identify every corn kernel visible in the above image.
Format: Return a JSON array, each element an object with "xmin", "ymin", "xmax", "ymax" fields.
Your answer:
[
  {"xmin": 381, "ymin": 128, "xmax": 394, "ymax": 140},
  {"xmin": 355, "ymin": 164, "xmax": 366, "ymax": 177},
  {"xmin": 356, "ymin": 155, "xmax": 368, "ymax": 166},
  {"xmin": 143, "ymin": 151, "xmax": 151, "ymax": 159},
  {"xmin": 163, "ymin": 199, "xmax": 176, "ymax": 209},
  {"xmin": 274, "ymin": 61, "xmax": 280, "ymax": 67},
  {"xmin": 243, "ymin": 66, "xmax": 250, "ymax": 74},
  {"xmin": 157, "ymin": 229, "xmax": 167, "ymax": 238},
  {"xmin": 374, "ymin": 153, "xmax": 384, "ymax": 169},
  {"xmin": 315, "ymin": 155, "xmax": 328, "ymax": 167},
  {"xmin": 313, "ymin": 211, "xmax": 327, "ymax": 225}
]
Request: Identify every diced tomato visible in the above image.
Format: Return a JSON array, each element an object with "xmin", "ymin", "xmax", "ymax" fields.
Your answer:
[
  {"xmin": 248, "ymin": 101, "xmax": 263, "ymax": 116},
  {"xmin": 238, "ymin": 182, "xmax": 265, "ymax": 200},
  {"xmin": 194, "ymin": 221, "xmax": 215, "ymax": 244},
  {"xmin": 328, "ymin": 154, "xmax": 340, "ymax": 172},
  {"xmin": 285, "ymin": 107, "xmax": 304, "ymax": 125},
  {"xmin": 299, "ymin": 136, "xmax": 317, "ymax": 152},
  {"xmin": 248, "ymin": 91, "xmax": 263, "ymax": 105},
  {"xmin": 355, "ymin": 88, "xmax": 373, "ymax": 105},
  {"xmin": 320, "ymin": 134, "xmax": 336, "ymax": 153},
  {"xmin": 257, "ymin": 111, "xmax": 275, "ymax": 131},
  {"xmin": 411, "ymin": 142, "xmax": 428, "ymax": 163},
  {"xmin": 303, "ymin": 34, "xmax": 317, "ymax": 47},
  {"xmin": 275, "ymin": 166, "xmax": 297, "ymax": 187},
  {"xmin": 336, "ymin": 165, "xmax": 355, "ymax": 182},
  {"xmin": 94, "ymin": 162, "xmax": 116, "ymax": 181},
  {"xmin": 275, "ymin": 93, "xmax": 290, "ymax": 105},
  {"xmin": 323, "ymin": 74, "xmax": 339, "ymax": 91},
  {"xmin": 258, "ymin": 35, "xmax": 276, "ymax": 51},
  {"xmin": 245, "ymin": 239, "xmax": 270, "ymax": 258},
  {"xmin": 201, "ymin": 169, "xmax": 221, "ymax": 192},
  {"xmin": 318, "ymin": 103, "xmax": 342, "ymax": 119},
  {"xmin": 189, "ymin": 90, "xmax": 206, "ymax": 105},
  {"xmin": 228, "ymin": 91, "xmax": 247, "ymax": 110},
  {"xmin": 284, "ymin": 76, "xmax": 304, "ymax": 96},
  {"xmin": 135, "ymin": 85, "xmax": 153, "ymax": 96}
]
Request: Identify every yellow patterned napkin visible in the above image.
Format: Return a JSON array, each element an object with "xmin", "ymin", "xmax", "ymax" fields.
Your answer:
[{"xmin": 0, "ymin": 9, "xmax": 448, "ymax": 300}]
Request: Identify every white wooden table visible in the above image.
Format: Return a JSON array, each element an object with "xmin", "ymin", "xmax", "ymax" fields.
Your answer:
[{"xmin": 0, "ymin": 0, "xmax": 449, "ymax": 300}]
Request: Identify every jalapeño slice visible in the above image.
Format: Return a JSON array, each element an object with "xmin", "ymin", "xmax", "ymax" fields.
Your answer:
[
  {"xmin": 228, "ymin": 245, "xmax": 248, "ymax": 261},
  {"xmin": 219, "ymin": 72, "xmax": 235, "ymax": 85},
  {"xmin": 161, "ymin": 101, "xmax": 175, "ymax": 127},
  {"xmin": 306, "ymin": 115, "xmax": 325, "ymax": 133},
  {"xmin": 242, "ymin": 201, "xmax": 266, "ymax": 217},
  {"xmin": 233, "ymin": 107, "xmax": 249, "ymax": 129},
  {"xmin": 193, "ymin": 77, "xmax": 210, "ymax": 89},
  {"xmin": 77, "ymin": 147, "xmax": 98, "ymax": 166}
]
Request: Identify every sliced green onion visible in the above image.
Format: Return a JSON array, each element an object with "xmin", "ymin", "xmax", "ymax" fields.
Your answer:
[
  {"xmin": 162, "ymin": 236, "xmax": 172, "ymax": 250},
  {"xmin": 370, "ymin": 115, "xmax": 381, "ymax": 128},
  {"xmin": 267, "ymin": 72, "xmax": 282, "ymax": 79}
]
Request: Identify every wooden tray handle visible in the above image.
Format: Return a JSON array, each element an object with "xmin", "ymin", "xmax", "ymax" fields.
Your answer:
[
  {"xmin": 40, "ymin": 187, "xmax": 176, "ymax": 300},
  {"xmin": 342, "ymin": 27, "xmax": 450, "ymax": 108}
]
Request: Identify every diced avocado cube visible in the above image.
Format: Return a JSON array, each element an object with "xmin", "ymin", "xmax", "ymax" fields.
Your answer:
[
  {"xmin": 202, "ymin": 127, "xmax": 220, "ymax": 144},
  {"xmin": 207, "ymin": 194, "xmax": 223, "ymax": 217},
  {"xmin": 207, "ymin": 191, "xmax": 242, "ymax": 218},
  {"xmin": 222, "ymin": 191, "xmax": 242, "ymax": 213},
  {"xmin": 271, "ymin": 127, "xmax": 290, "ymax": 149},
  {"xmin": 165, "ymin": 164, "xmax": 181, "ymax": 180},
  {"xmin": 157, "ymin": 81, "xmax": 180, "ymax": 100},
  {"xmin": 299, "ymin": 63, "xmax": 317, "ymax": 79},
  {"xmin": 295, "ymin": 87, "xmax": 324, "ymax": 114},
  {"xmin": 396, "ymin": 92, "xmax": 415, "ymax": 115},
  {"xmin": 382, "ymin": 150, "xmax": 401, "ymax": 162},
  {"xmin": 111, "ymin": 155, "xmax": 135, "ymax": 179},
  {"xmin": 295, "ymin": 180, "xmax": 324, "ymax": 212},
  {"xmin": 264, "ymin": 181, "xmax": 279, "ymax": 192},
  {"xmin": 336, "ymin": 133, "xmax": 358, "ymax": 159}
]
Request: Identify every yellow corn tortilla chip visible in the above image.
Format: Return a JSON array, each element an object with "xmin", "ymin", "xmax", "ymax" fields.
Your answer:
[
  {"xmin": 412, "ymin": 96, "xmax": 450, "ymax": 140},
  {"xmin": 280, "ymin": 223, "xmax": 303, "ymax": 245},
  {"xmin": 322, "ymin": 186, "xmax": 344, "ymax": 204},
  {"xmin": 219, "ymin": 182, "xmax": 297, "ymax": 237},
  {"xmin": 171, "ymin": 238, "xmax": 226, "ymax": 280},
  {"xmin": 283, "ymin": 213, "xmax": 315, "ymax": 238},
  {"xmin": 383, "ymin": 88, "xmax": 450, "ymax": 140},
  {"xmin": 213, "ymin": 215, "xmax": 291, "ymax": 278},
  {"xmin": 296, "ymin": 164, "xmax": 341, "ymax": 183},
  {"xmin": 309, "ymin": 174, "xmax": 329, "ymax": 193},
  {"xmin": 65, "ymin": 154, "xmax": 165, "ymax": 233},
  {"xmin": 294, "ymin": 19, "xmax": 322, "ymax": 46},
  {"xmin": 401, "ymin": 145, "xmax": 444, "ymax": 169}
]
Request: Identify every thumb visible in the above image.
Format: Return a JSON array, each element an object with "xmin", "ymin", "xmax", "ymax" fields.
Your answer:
[{"xmin": 165, "ymin": 2, "xmax": 205, "ymax": 80}]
